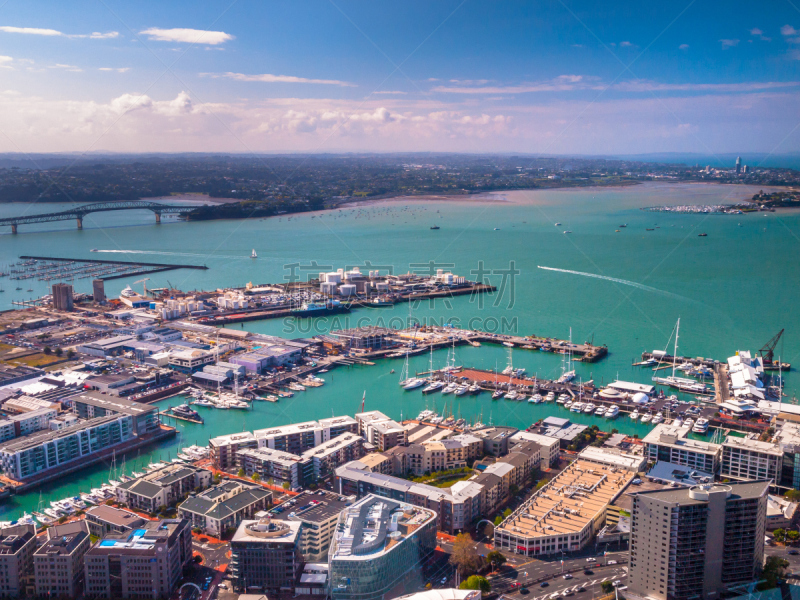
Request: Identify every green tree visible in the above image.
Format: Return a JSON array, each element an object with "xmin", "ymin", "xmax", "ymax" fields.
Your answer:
[
  {"xmin": 67, "ymin": 349, "xmax": 75, "ymax": 359},
  {"xmin": 785, "ymin": 489, "xmax": 800, "ymax": 502},
  {"xmin": 237, "ymin": 468, "xmax": 245, "ymax": 477},
  {"xmin": 43, "ymin": 346, "xmax": 52, "ymax": 355},
  {"xmin": 503, "ymin": 508, "xmax": 512, "ymax": 518},
  {"xmin": 55, "ymin": 347, "xmax": 63, "ymax": 357},
  {"xmin": 449, "ymin": 533, "xmax": 484, "ymax": 577},
  {"xmin": 282, "ymin": 482, "xmax": 290, "ymax": 490},
  {"xmin": 601, "ymin": 582, "xmax": 615, "ymax": 594},
  {"xmin": 487, "ymin": 550, "xmax": 506, "ymax": 570},
  {"xmin": 788, "ymin": 530, "xmax": 800, "ymax": 543},
  {"xmin": 251, "ymin": 473, "xmax": 261, "ymax": 483},
  {"xmin": 459, "ymin": 576, "xmax": 490, "ymax": 594},
  {"xmin": 773, "ymin": 529, "xmax": 786, "ymax": 544},
  {"xmin": 494, "ymin": 515, "xmax": 503, "ymax": 526},
  {"xmin": 509, "ymin": 484, "xmax": 519, "ymax": 497},
  {"xmin": 759, "ymin": 556, "xmax": 789, "ymax": 590}
]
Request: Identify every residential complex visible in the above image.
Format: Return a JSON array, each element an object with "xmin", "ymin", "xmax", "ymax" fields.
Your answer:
[
  {"xmin": 115, "ymin": 464, "xmax": 212, "ymax": 513},
  {"xmin": 178, "ymin": 480, "xmax": 272, "ymax": 536},
  {"xmin": 628, "ymin": 481, "xmax": 769, "ymax": 600},
  {"xmin": 643, "ymin": 424, "xmax": 721, "ymax": 474},
  {"xmin": 0, "ymin": 524, "xmax": 37, "ymax": 598},
  {"xmin": 34, "ymin": 522, "xmax": 91, "ymax": 598}
]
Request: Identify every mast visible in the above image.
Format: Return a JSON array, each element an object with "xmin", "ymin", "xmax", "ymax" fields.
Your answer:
[{"xmin": 672, "ymin": 318, "xmax": 680, "ymax": 379}]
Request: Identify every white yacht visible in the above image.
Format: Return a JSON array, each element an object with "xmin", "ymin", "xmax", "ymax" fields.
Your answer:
[
  {"xmin": 504, "ymin": 390, "xmax": 519, "ymax": 401},
  {"xmin": 530, "ymin": 394, "xmax": 543, "ymax": 404},
  {"xmin": 403, "ymin": 378, "xmax": 426, "ymax": 390},
  {"xmin": 422, "ymin": 380, "xmax": 445, "ymax": 394},
  {"xmin": 605, "ymin": 405, "xmax": 620, "ymax": 418},
  {"xmin": 417, "ymin": 410, "xmax": 436, "ymax": 421},
  {"xmin": 652, "ymin": 319, "xmax": 712, "ymax": 394},
  {"xmin": 491, "ymin": 390, "xmax": 504, "ymax": 400},
  {"xmin": 594, "ymin": 406, "xmax": 606, "ymax": 416},
  {"xmin": 692, "ymin": 418, "xmax": 709, "ymax": 433},
  {"xmin": 683, "ymin": 417, "xmax": 695, "ymax": 428},
  {"xmin": 455, "ymin": 385, "xmax": 470, "ymax": 396},
  {"xmin": 651, "ymin": 413, "xmax": 664, "ymax": 424},
  {"xmin": 442, "ymin": 382, "xmax": 458, "ymax": 394},
  {"xmin": 629, "ymin": 410, "xmax": 640, "ymax": 420},
  {"xmin": 545, "ymin": 392, "xmax": 555, "ymax": 402},
  {"xmin": 251, "ymin": 249, "xmax": 258, "ymax": 259},
  {"xmin": 469, "ymin": 384, "xmax": 482, "ymax": 394},
  {"xmin": 672, "ymin": 417, "xmax": 683, "ymax": 427},
  {"xmin": 564, "ymin": 400, "xmax": 573, "ymax": 409},
  {"xmin": 557, "ymin": 393, "xmax": 570, "ymax": 404},
  {"xmin": 639, "ymin": 413, "xmax": 652, "ymax": 424},
  {"xmin": 570, "ymin": 402, "xmax": 584, "ymax": 412}
]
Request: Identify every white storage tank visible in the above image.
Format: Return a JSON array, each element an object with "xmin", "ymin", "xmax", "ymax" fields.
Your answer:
[
  {"xmin": 319, "ymin": 272, "xmax": 328, "ymax": 283},
  {"xmin": 326, "ymin": 272, "xmax": 342, "ymax": 285},
  {"xmin": 339, "ymin": 284, "xmax": 357, "ymax": 296},
  {"xmin": 321, "ymin": 282, "xmax": 338, "ymax": 295}
]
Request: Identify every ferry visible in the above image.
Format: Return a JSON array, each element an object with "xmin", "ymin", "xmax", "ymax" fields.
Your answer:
[
  {"xmin": 171, "ymin": 404, "xmax": 201, "ymax": 420},
  {"xmin": 692, "ymin": 418, "xmax": 709, "ymax": 433},
  {"xmin": 605, "ymin": 405, "xmax": 620, "ymax": 418},
  {"xmin": 291, "ymin": 299, "xmax": 350, "ymax": 317}
]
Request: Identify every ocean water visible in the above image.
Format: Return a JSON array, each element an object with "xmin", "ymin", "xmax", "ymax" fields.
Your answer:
[{"xmin": 0, "ymin": 181, "xmax": 797, "ymax": 518}]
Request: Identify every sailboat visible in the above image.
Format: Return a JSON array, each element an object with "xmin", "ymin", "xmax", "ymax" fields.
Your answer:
[
  {"xmin": 422, "ymin": 346, "xmax": 444, "ymax": 393},
  {"xmin": 557, "ymin": 328, "xmax": 576, "ymax": 383},
  {"xmin": 652, "ymin": 318, "xmax": 711, "ymax": 394},
  {"xmin": 251, "ymin": 249, "xmax": 258, "ymax": 258},
  {"xmin": 400, "ymin": 348, "xmax": 424, "ymax": 389}
]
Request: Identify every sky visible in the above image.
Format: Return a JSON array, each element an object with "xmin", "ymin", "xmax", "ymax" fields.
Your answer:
[{"xmin": 0, "ymin": 0, "xmax": 799, "ymax": 156}]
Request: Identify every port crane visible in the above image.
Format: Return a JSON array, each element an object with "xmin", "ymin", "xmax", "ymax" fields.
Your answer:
[
  {"xmin": 133, "ymin": 277, "xmax": 150, "ymax": 297},
  {"xmin": 758, "ymin": 329, "xmax": 791, "ymax": 371}
]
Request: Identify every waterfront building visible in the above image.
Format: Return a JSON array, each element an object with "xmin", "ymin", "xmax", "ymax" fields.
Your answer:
[
  {"xmin": 230, "ymin": 518, "xmax": 304, "ymax": 594},
  {"xmin": 167, "ymin": 349, "xmax": 215, "ymax": 374},
  {"xmin": 209, "ymin": 431, "xmax": 258, "ymax": 471},
  {"xmin": 115, "ymin": 464, "xmax": 212, "ymax": 513},
  {"xmin": 0, "ymin": 420, "xmax": 13, "ymax": 444},
  {"xmin": 285, "ymin": 491, "xmax": 355, "ymax": 562},
  {"xmin": 330, "ymin": 326, "xmax": 395, "ymax": 350},
  {"xmin": 303, "ymin": 433, "xmax": 365, "ymax": 482},
  {"xmin": 237, "ymin": 447, "xmax": 307, "ymax": 489},
  {"xmin": 84, "ymin": 505, "xmax": 146, "ymax": 538},
  {"xmin": 334, "ymin": 461, "xmax": 483, "ymax": 534},
  {"xmin": 0, "ymin": 524, "xmax": 37, "ymax": 598},
  {"xmin": 774, "ymin": 423, "xmax": 800, "ymax": 489},
  {"xmin": 494, "ymin": 459, "xmax": 635, "ymax": 556},
  {"xmin": 177, "ymin": 480, "xmax": 272, "ymax": 536},
  {"xmin": 628, "ymin": 481, "xmax": 769, "ymax": 600},
  {"xmin": 84, "ymin": 518, "xmax": 192, "ymax": 600},
  {"xmin": 643, "ymin": 424, "xmax": 721, "ymax": 474},
  {"xmin": 508, "ymin": 430, "xmax": 564, "ymax": 466},
  {"xmin": 72, "ymin": 391, "xmax": 161, "ymax": 436},
  {"xmin": 395, "ymin": 591, "xmax": 481, "ymax": 600},
  {"xmin": 254, "ymin": 417, "xmax": 359, "ymax": 453},
  {"xmin": 355, "ymin": 411, "xmax": 407, "ymax": 451},
  {"xmin": 328, "ymin": 494, "xmax": 438, "ymax": 600},
  {"xmin": 77, "ymin": 335, "xmax": 138, "ymax": 358},
  {"xmin": 720, "ymin": 436, "xmax": 782, "ymax": 483},
  {"xmin": 34, "ymin": 521, "xmax": 91, "ymax": 598},
  {"xmin": 52, "ymin": 283, "xmax": 74, "ymax": 312},
  {"xmin": 472, "ymin": 426, "xmax": 520, "ymax": 457},
  {"xmin": 578, "ymin": 445, "xmax": 647, "ymax": 472},
  {"xmin": 0, "ymin": 414, "xmax": 133, "ymax": 481},
  {"xmin": 8, "ymin": 407, "xmax": 57, "ymax": 437}
]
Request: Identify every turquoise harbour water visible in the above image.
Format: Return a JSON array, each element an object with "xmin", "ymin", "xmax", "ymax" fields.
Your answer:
[{"xmin": 0, "ymin": 181, "xmax": 798, "ymax": 518}]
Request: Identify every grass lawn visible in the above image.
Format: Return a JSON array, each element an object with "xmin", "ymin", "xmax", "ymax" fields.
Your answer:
[
  {"xmin": 6, "ymin": 354, "xmax": 64, "ymax": 367},
  {"xmin": 424, "ymin": 473, "xmax": 474, "ymax": 488}
]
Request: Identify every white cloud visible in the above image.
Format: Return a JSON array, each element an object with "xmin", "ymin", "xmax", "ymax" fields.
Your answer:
[
  {"xmin": 0, "ymin": 26, "xmax": 118, "ymax": 39},
  {"xmin": 207, "ymin": 71, "xmax": 355, "ymax": 86},
  {"xmin": 99, "ymin": 67, "xmax": 130, "ymax": 73},
  {"xmin": 615, "ymin": 80, "xmax": 800, "ymax": 92},
  {"xmin": 0, "ymin": 26, "xmax": 62, "ymax": 36},
  {"xmin": 51, "ymin": 63, "xmax": 82, "ymax": 72},
  {"xmin": 619, "ymin": 41, "xmax": 634, "ymax": 47},
  {"xmin": 749, "ymin": 28, "xmax": 771, "ymax": 41},
  {"xmin": 432, "ymin": 75, "xmax": 595, "ymax": 94},
  {"xmin": 719, "ymin": 39, "xmax": 739, "ymax": 48},
  {"xmin": 679, "ymin": 44, "xmax": 690, "ymax": 50},
  {"xmin": 372, "ymin": 91, "xmax": 407, "ymax": 95},
  {"xmin": 139, "ymin": 27, "xmax": 233, "ymax": 45},
  {"xmin": 0, "ymin": 56, "xmax": 12, "ymax": 69},
  {"xmin": 782, "ymin": 25, "xmax": 798, "ymax": 36}
]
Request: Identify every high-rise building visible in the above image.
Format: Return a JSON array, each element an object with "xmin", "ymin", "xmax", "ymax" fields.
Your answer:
[
  {"xmin": 230, "ymin": 518, "xmax": 304, "ymax": 594},
  {"xmin": 51, "ymin": 283, "xmax": 74, "ymax": 311},
  {"xmin": 0, "ymin": 524, "xmax": 37, "ymax": 598},
  {"xmin": 84, "ymin": 518, "xmax": 192, "ymax": 600},
  {"xmin": 735, "ymin": 156, "xmax": 742, "ymax": 173},
  {"xmin": 628, "ymin": 481, "xmax": 769, "ymax": 600},
  {"xmin": 328, "ymin": 494, "xmax": 438, "ymax": 600},
  {"xmin": 92, "ymin": 279, "xmax": 105, "ymax": 303},
  {"xmin": 34, "ymin": 521, "xmax": 91, "ymax": 598}
]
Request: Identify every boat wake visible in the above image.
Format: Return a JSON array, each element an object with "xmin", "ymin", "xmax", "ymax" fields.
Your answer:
[
  {"xmin": 94, "ymin": 249, "xmax": 249, "ymax": 260},
  {"xmin": 537, "ymin": 265, "xmax": 687, "ymax": 300}
]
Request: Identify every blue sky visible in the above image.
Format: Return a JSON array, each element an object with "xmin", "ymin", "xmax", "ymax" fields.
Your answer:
[{"xmin": 0, "ymin": 0, "xmax": 798, "ymax": 154}]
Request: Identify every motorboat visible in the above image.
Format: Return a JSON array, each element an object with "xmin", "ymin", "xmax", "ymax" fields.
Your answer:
[
  {"xmin": 692, "ymin": 418, "xmax": 709, "ymax": 433},
  {"xmin": 629, "ymin": 410, "xmax": 639, "ymax": 420},
  {"xmin": 583, "ymin": 403, "xmax": 596, "ymax": 414},
  {"xmin": 651, "ymin": 413, "xmax": 664, "ymax": 424},
  {"xmin": 545, "ymin": 392, "xmax": 555, "ymax": 402},
  {"xmin": 504, "ymin": 390, "xmax": 519, "ymax": 401},
  {"xmin": 530, "ymin": 394, "xmax": 543, "ymax": 404},
  {"xmin": 672, "ymin": 417, "xmax": 683, "ymax": 427},
  {"xmin": 469, "ymin": 384, "xmax": 482, "ymax": 394},
  {"xmin": 455, "ymin": 385, "xmax": 470, "ymax": 396},
  {"xmin": 557, "ymin": 394, "xmax": 570, "ymax": 404},
  {"xmin": 288, "ymin": 382, "xmax": 306, "ymax": 392},
  {"xmin": 683, "ymin": 418, "xmax": 695, "ymax": 428},
  {"xmin": 570, "ymin": 402, "xmax": 584, "ymax": 412},
  {"xmin": 172, "ymin": 404, "xmax": 201, "ymax": 420},
  {"xmin": 442, "ymin": 382, "xmax": 458, "ymax": 394},
  {"xmin": 491, "ymin": 390, "xmax": 504, "ymax": 400},
  {"xmin": 605, "ymin": 405, "xmax": 620, "ymax": 418},
  {"xmin": 403, "ymin": 378, "xmax": 426, "ymax": 390},
  {"xmin": 423, "ymin": 381, "xmax": 445, "ymax": 394},
  {"xmin": 639, "ymin": 414, "xmax": 652, "ymax": 424},
  {"xmin": 417, "ymin": 410, "xmax": 436, "ymax": 421},
  {"xmin": 594, "ymin": 406, "xmax": 606, "ymax": 416}
]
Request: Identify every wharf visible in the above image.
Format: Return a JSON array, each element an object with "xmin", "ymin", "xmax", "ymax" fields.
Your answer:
[
  {"xmin": 640, "ymin": 351, "xmax": 717, "ymax": 368},
  {"xmin": 159, "ymin": 410, "xmax": 204, "ymax": 425},
  {"xmin": 19, "ymin": 255, "xmax": 209, "ymax": 270}
]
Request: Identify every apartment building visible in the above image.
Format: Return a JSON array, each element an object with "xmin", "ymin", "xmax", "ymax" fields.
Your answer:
[
  {"xmin": 71, "ymin": 391, "xmax": 161, "ymax": 436},
  {"xmin": 509, "ymin": 430, "xmax": 560, "ymax": 466},
  {"xmin": 285, "ymin": 491, "xmax": 354, "ymax": 562},
  {"xmin": 355, "ymin": 411, "xmax": 407, "ymax": 451},
  {"xmin": 115, "ymin": 464, "xmax": 212, "ymax": 513},
  {"xmin": 237, "ymin": 447, "xmax": 308, "ymax": 490},
  {"xmin": 720, "ymin": 437, "xmax": 782, "ymax": 484},
  {"xmin": 84, "ymin": 518, "xmax": 192, "ymax": 600},
  {"xmin": 0, "ymin": 524, "xmax": 37, "ymax": 598},
  {"xmin": 84, "ymin": 505, "xmax": 146, "ymax": 538},
  {"xmin": 209, "ymin": 432, "xmax": 258, "ymax": 471},
  {"xmin": 643, "ymin": 424, "xmax": 721, "ymax": 474},
  {"xmin": 178, "ymin": 480, "xmax": 272, "ymax": 536},
  {"xmin": 301, "ymin": 433, "xmax": 365, "ymax": 482},
  {"xmin": 34, "ymin": 521, "xmax": 91, "ymax": 598},
  {"xmin": 628, "ymin": 481, "xmax": 769, "ymax": 600}
]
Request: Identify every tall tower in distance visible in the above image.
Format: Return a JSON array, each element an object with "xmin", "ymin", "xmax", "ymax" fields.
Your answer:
[
  {"xmin": 51, "ymin": 283, "xmax": 74, "ymax": 312},
  {"xmin": 735, "ymin": 156, "xmax": 742, "ymax": 173}
]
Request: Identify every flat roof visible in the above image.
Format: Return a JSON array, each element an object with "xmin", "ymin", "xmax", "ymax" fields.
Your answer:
[
  {"xmin": 643, "ymin": 424, "xmax": 721, "ymax": 454},
  {"xmin": 86, "ymin": 505, "xmax": 146, "ymax": 528},
  {"xmin": 722, "ymin": 436, "xmax": 782, "ymax": 455},
  {"xmin": 74, "ymin": 391, "xmax": 158, "ymax": 417},
  {"xmin": 609, "ymin": 380, "xmax": 655, "ymax": 394},
  {"xmin": 0, "ymin": 415, "xmax": 125, "ymax": 454},
  {"xmin": 286, "ymin": 490, "xmax": 353, "ymax": 525},
  {"xmin": 632, "ymin": 480, "xmax": 770, "ymax": 505},
  {"xmin": 497, "ymin": 459, "xmax": 635, "ymax": 539}
]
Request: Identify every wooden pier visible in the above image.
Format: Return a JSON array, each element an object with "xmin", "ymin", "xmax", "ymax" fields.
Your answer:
[{"xmin": 159, "ymin": 410, "xmax": 204, "ymax": 425}]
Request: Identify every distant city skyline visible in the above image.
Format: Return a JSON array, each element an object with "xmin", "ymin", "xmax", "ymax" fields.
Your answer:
[{"xmin": 0, "ymin": 1, "xmax": 799, "ymax": 155}]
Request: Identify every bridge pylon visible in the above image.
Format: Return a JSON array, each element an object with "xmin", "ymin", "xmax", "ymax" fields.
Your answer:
[{"xmin": 76, "ymin": 217, "xmax": 83, "ymax": 230}]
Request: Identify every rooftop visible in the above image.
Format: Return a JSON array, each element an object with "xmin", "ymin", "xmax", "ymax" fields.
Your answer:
[
  {"xmin": 497, "ymin": 459, "xmax": 635, "ymax": 539},
  {"xmin": 232, "ymin": 518, "xmax": 301, "ymax": 545},
  {"xmin": 642, "ymin": 424, "xmax": 721, "ymax": 454},
  {"xmin": 179, "ymin": 481, "xmax": 271, "ymax": 520},
  {"xmin": 86, "ymin": 505, "xmax": 146, "ymax": 529},
  {"xmin": 285, "ymin": 490, "xmax": 354, "ymax": 525},
  {"xmin": 722, "ymin": 435, "xmax": 782, "ymax": 455},
  {"xmin": 74, "ymin": 390, "xmax": 159, "ymax": 417},
  {"xmin": 631, "ymin": 480, "xmax": 770, "ymax": 505},
  {"xmin": 87, "ymin": 519, "xmax": 187, "ymax": 554},
  {"xmin": 0, "ymin": 415, "xmax": 126, "ymax": 454},
  {"xmin": 329, "ymin": 494, "xmax": 436, "ymax": 562}
]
